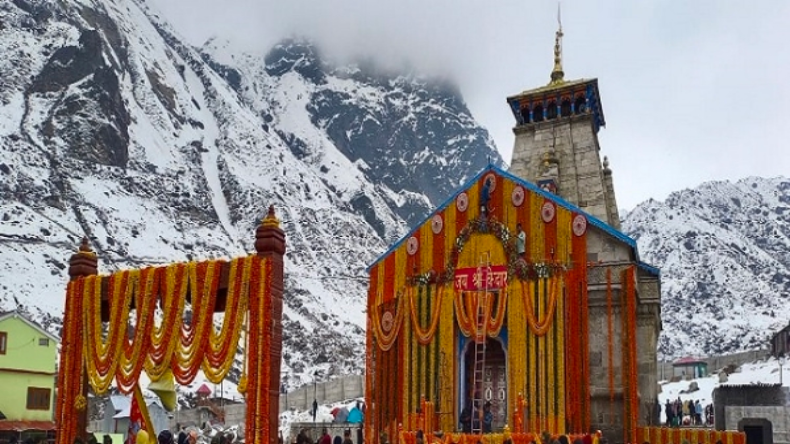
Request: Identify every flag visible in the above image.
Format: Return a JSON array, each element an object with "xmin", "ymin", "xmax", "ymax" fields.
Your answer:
[
  {"xmin": 148, "ymin": 369, "xmax": 178, "ymax": 412},
  {"xmin": 126, "ymin": 385, "xmax": 156, "ymax": 444}
]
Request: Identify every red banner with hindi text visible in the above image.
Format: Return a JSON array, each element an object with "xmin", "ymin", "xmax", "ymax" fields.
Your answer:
[{"xmin": 453, "ymin": 265, "xmax": 507, "ymax": 291}]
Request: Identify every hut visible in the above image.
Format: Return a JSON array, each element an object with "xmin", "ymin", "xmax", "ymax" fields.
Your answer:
[{"xmin": 673, "ymin": 357, "xmax": 708, "ymax": 379}]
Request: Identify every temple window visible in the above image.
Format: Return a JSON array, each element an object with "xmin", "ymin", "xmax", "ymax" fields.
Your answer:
[
  {"xmin": 560, "ymin": 98, "xmax": 572, "ymax": 117},
  {"xmin": 532, "ymin": 104, "xmax": 544, "ymax": 122},
  {"xmin": 546, "ymin": 100, "xmax": 558, "ymax": 120},
  {"xmin": 520, "ymin": 106, "xmax": 530, "ymax": 124},
  {"xmin": 574, "ymin": 95, "xmax": 586, "ymax": 114}
]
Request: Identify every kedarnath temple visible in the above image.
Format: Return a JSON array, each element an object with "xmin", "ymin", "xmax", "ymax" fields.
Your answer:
[{"xmin": 363, "ymin": 22, "xmax": 669, "ymax": 444}]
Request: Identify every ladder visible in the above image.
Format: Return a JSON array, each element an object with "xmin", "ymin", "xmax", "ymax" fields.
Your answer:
[{"xmin": 470, "ymin": 256, "xmax": 490, "ymax": 434}]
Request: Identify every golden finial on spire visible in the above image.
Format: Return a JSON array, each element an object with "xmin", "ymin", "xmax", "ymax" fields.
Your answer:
[{"xmin": 549, "ymin": 1, "xmax": 565, "ymax": 86}]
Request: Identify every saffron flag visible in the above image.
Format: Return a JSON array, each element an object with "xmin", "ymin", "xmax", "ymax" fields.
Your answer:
[{"xmin": 126, "ymin": 385, "xmax": 156, "ymax": 444}]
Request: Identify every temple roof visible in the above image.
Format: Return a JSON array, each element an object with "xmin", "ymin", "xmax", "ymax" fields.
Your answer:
[
  {"xmin": 507, "ymin": 77, "xmax": 596, "ymax": 100},
  {"xmin": 367, "ymin": 164, "xmax": 657, "ymax": 275}
]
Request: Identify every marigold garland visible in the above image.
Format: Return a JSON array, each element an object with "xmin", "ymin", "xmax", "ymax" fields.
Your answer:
[
  {"xmin": 522, "ymin": 276, "xmax": 560, "ymax": 336},
  {"xmin": 173, "ymin": 261, "xmax": 220, "ymax": 383},
  {"xmin": 371, "ymin": 290, "xmax": 406, "ymax": 351},
  {"xmin": 408, "ymin": 285, "xmax": 443, "ymax": 345},
  {"xmin": 454, "ymin": 289, "xmax": 507, "ymax": 338},
  {"xmin": 623, "ymin": 267, "xmax": 639, "ymax": 444},
  {"xmin": 55, "ymin": 278, "xmax": 85, "ymax": 444},
  {"xmin": 508, "ymin": 281, "xmax": 527, "ymax": 432},
  {"xmin": 203, "ymin": 257, "xmax": 252, "ymax": 383},
  {"xmin": 606, "ymin": 269, "xmax": 614, "ymax": 425},
  {"xmin": 116, "ymin": 268, "xmax": 158, "ymax": 392},
  {"xmin": 84, "ymin": 270, "xmax": 136, "ymax": 395},
  {"xmin": 145, "ymin": 264, "xmax": 187, "ymax": 380},
  {"xmin": 245, "ymin": 256, "xmax": 272, "ymax": 444},
  {"xmin": 636, "ymin": 427, "xmax": 746, "ymax": 444}
]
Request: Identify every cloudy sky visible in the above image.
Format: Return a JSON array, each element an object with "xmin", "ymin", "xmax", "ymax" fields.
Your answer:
[{"xmin": 148, "ymin": 0, "xmax": 790, "ymax": 210}]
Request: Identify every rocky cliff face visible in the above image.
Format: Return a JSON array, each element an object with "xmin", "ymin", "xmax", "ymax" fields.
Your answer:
[
  {"xmin": 0, "ymin": 0, "xmax": 501, "ymax": 388},
  {"xmin": 623, "ymin": 176, "xmax": 790, "ymax": 359}
]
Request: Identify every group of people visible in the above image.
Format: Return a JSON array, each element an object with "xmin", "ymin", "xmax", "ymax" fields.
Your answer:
[
  {"xmin": 295, "ymin": 428, "xmax": 354, "ymax": 444},
  {"xmin": 458, "ymin": 401, "xmax": 494, "ymax": 434},
  {"xmin": 664, "ymin": 398, "xmax": 713, "ymax": 427}
]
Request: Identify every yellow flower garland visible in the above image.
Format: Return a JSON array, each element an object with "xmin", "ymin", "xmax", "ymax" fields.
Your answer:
[
  {"xmin": 408, "ymin": 285, "xmax": 443, "ymax": 344},
  {"xmin": 203, "ymin": 256, "xmax": 252, "ymax": 383},
  {"xmin": 522, "ymin": 276, "xmax": 560, "ymax": 336},
  {"xmin": 173, "ymin": 261, "xmax": 219, "ymax": 382},
  {"xmin": 145, "ymin": 263, "xmax": 188, "ymax": 381}
]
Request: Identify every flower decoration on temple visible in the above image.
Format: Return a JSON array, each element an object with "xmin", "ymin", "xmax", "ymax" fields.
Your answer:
[
  {"xmin": 431, "ymin": 214, "xmax": 444, "ymax": 234},
  {"xmin": 407, "ymin": 236, "xmax": 419, "ymax": 256},
  {"xmin": 456, "ymin": 192, "xmax": 469, "ymax": 212},
  {"xmin": 541, "ymin": 201, "xmax": 556, "ymax": 223},
  {"xmin": 512, "ymin": 185, "xmax": 525, "ymax": 207},
  {"xmin": 408, "ymin": 215, "xmax": 569, "ymax": 285},
  {"xmin": 572, "ymin": 214, "xmax": 587, "ymax": 236}
]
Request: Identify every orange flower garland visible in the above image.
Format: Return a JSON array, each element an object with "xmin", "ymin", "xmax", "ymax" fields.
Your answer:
[
  {"xmin": 522, "ymin": 277, "xmax": 560, "ymax": 336},
  {"xmin": 408, "ymin": 285, "xmax": 443, "ymax": 345},
  {"xmin": 59, "ymin": 251, "xmax": 278, "ymax": 444},
  {"xmin": 84, "ymin": 270, "xmax": 135, "ymax": 394},
  {"xmin": 116, "ymin": 268, "xmax": 158, "ymax": 392},
  {"xmin": 146, "ymin": 264, "xmax": 188, "ymax": 381},
  {"xmin": 203, "ymin": 257, "xmax": 252, "ymax": 382},
  {"xmin": 55, "ymin": 278, "xmax": 85, "ymax": 444},
  {"xmin": 371, "ymin": 290, "xmax": 406, "ymax": 351},
  {"xmin": 606, "ymin": 269, "xmax": 614, "ymax": 425},
  {"xmin": 173, "ymin": 261, "xmax": 220, "ymax": 383},
  {"xmin": 245, "ymin": 256, "xmax": 271, "ymax": 444},
  {"xmin": 623, "ymin": 267, "xmax": 639, "ymax": 444},
  {"xmin": 454, "ymin": 289, "xmax": 507, "ymax": 339},
  {"xmin": 485, "ymin": 288, "xmax": 508, "ymax": 338}
]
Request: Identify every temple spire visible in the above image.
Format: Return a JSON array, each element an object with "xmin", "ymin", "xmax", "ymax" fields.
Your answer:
[{"xmin": 549, "ymin": 2, "xmax": 565, "ymax": 86}]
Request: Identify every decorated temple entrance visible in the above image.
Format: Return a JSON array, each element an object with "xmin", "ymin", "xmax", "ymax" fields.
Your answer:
[
  {"xmin": 55, "ymin": 207, "xmax": 286, "ymax": 444},
  {"xmin": 462, "ymin": 337, "xmax": 507, "ymax": 431}
]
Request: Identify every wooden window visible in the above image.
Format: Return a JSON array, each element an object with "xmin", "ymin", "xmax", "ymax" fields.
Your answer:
[
  {"xmin": 0, "ymin": 332, "xmax": 6, "ymax": 354},
  {"xmin": 39, "ymin": 338, "xmax": 49, "ymax": 347},
  {"xmin": 27, "ymin": 387, "xmax": 51, "ymax": 410}
]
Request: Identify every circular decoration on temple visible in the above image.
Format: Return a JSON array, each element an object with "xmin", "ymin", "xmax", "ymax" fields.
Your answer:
[
  {"xmin": 407, "ymin": 236, "xmax": 419, "ymax": 255},
  {"xmin": 381, "ymin": 310, "xmax": 394, "ymax": 333},
  {"xmin": 483, "ymin": 173, "xmax": 497, "ymax": 192},
  {"xmin": 541, "ymin": 201, "xmax": 556, "ymax": 223},
  {"xmin": 456, "ymin": 192, "xmax": 469, "ymax": 212},
  {"xmin": 431, "ymin": 214, "xmax": 443, "ymax": 234},
  {"xmin": 512, "ymin": 186, "xmax": 525, "ymax": 207},
  {"xmin": 572, "ymin": 214, "xmax": 588, "ymax": 237}
]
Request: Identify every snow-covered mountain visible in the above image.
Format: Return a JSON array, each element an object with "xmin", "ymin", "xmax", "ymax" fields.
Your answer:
[
  {"xmin": 623, "ymin": 176, "xmax": 790, "ymax": 360},
  {"xmin": 0, "ymin": 0, "xmax": 501, "ymax": 388},
  {"xmin": 3, "ymin": 0, "xmax": 788, "ymax": 390}
]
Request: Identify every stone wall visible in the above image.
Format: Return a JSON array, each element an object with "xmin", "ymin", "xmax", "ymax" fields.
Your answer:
[
  {"xmin": 712, "ymin": 385, "xmax": 786, "ymax": 431},
  {"xmin": 584, "ymin": 231, "xmax": 662, "ymax": 441},
  {"xmin": 287, "ymin": 423, "xmax": 364, "ymax": 444},
  {"xmin": 280, "ymin": 376, "xmax": 365, "ymax": 411},
  {"xmin": 509, "ymin": 114, "xmax": 617, "ymax": 227},
  {"xmin": 724, "ymin": 406, "xmax": 790, "ymax": 444},
  {"xmin": 162, "ymin": 376, "xmax": 364, "ymax": 430},
  {"xmin": 169, "ymin": 404, "xmax": 247, "ymax": 429}
]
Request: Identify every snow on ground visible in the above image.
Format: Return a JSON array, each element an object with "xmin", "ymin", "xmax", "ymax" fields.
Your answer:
[{"xmin": 658, "ymin": 356, "xmax": 789, "ymax": 423}]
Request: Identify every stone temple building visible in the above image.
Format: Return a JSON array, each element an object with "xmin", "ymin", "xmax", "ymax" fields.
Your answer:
[
  {"xmin": 505, "ymin": 23, "xmax": 663, "ymax": 439},
  {"xmin": 364, "ymin": 22, "xmax": 662, "ymax": 444},
  {"xmin": 507, "ymin": 20, "xmax": 661, "ymax": 438}
]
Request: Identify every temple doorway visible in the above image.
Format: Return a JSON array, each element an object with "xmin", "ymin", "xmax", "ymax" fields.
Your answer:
[{"xmin": 463, "ymin": 337, "xmax": 507, "ymax": 431}]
